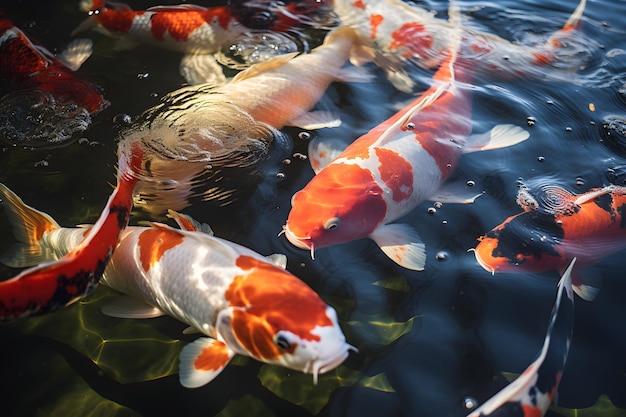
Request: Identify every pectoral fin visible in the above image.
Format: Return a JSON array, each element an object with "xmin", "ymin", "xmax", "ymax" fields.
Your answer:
[
  {"xmin": 179, "ymin": 338, "xmax": 235, "ymax": 388},
  {"xmin": 56, "ymin": 38, "xmax": 93, "ymax": 71},
  {"xmin": 101, "ymin": 295, "xmax": 165, "ymax": 319},
  {"xmin": 463, "ymin": 124, "xmax": 529, "ymax": 153},
  {"xmin": 428, "ymin": 181, "xmax": 484, "ymax": 204},
  {"xmin": 308, "ymin": 137, "xmax": 349, "ymax": 173},
  {"xmin": 370, "ymin": 223, "xmax": 426, "ymax": 271},
  {"xmin": 289, "ymin": 111, "xmax": 341, "ymax": 130}
]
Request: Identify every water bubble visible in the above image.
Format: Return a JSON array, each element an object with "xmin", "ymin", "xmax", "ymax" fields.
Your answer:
[
  {"xmin": 406, "ymin": 122, "xmax": 415, "ymax": 130},
  {"xmin": 463, "ymin": 397, "xmax": 477, "ymax": 409},
  {"xmin": 537, "ymin": 156, "xmax": 545, "ymax": 162},
  {"xmin": 434, "ymin": 201, "xmax": 443, "ymax": 208},
  {"xmin": 298, "ymin": 131, "xmax": 311, "ymax": 140},
  {"xmin": 276, "ymin": 172, "xmax": 285, "ymax": 178},
  {"xmin": 427, "ymin": 207, "xmax": 437, "ymax": 214},
  {"xmin": 435, "ymin": 251, "xmax": 448, "ymax": 261},
  {"xmin": 565, "ymin": 126, "xmax": 572, "ymax": 132},
  {"xmin": 466, "ymin": 180, "xmax": 475, "ymax": 187},
  {"xmin": 527, "ymin": 116, "xmax": 536, "ymax": 126},
  {"xmin": 282, "ymin": 159, "xmax": 291, "ymax": 165},
  {"xmin": 576, "ymin": 177, "xmax": 585, "ymax": 186},
  {"xmin": 293, "ymin": 152, "xmax": 307, "ymax": 160},
  {"xmin": 137, "ymin": 72, "xmax": 149, "ymax": 79},
  {"xmin": 113, "ymin": 113, "xmax": 132, "ymax": 126},
  {"xmin": 547, "ymin": 99, "xmax": 554, "ymax": 105}
]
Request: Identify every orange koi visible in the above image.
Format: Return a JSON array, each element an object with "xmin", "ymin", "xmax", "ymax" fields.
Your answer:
[{"xmin": 473, "ymin": 184, "xmax": 626, "ymax": 300}]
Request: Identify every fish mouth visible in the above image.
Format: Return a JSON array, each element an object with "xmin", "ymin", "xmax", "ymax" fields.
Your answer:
[
  {"xmin": 282, "ymin": 225, "xmax": 315, "ymax": 259},
  {"xmin": 309, "ymin": 344, "xmax": 357, "ymax": 384}
]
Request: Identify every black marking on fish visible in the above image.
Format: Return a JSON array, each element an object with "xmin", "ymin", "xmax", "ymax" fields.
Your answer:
[
  {"xmin": 593, "ymin": 192, "xmax": 615, "ymax": 222},
  {"xmin": 487, "ymin": 211, "xmax": 564, "ymax": 264}
]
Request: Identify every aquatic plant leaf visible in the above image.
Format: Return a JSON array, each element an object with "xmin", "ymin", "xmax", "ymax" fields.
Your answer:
[
  {"xmin": 372, "ymin": 274, "xmax": 411, "ymax": 293},
  {"xmin": 6, "ymin": 286, "xmax": 184, "ymax": 383},
  {"xmin": 359, "ymin": 372, "xmax": 396, "ymax": 393},
  {"xmin": 345, "ymin": 314, "xmax": 419, "ymax": 347},
  {"xmin": 258, "ymin": 365, "xmax": 360, "ymax": 414},
  {"xmin": 551, "ymin": 395, "xmax": 622, "ymax": 417},
  {"xmin": 215, "ymin": 394, "xmax": 277, "ymax": 417}
]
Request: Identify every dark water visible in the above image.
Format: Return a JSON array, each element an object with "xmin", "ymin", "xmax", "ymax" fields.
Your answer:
[{"xmin": 1, "ymin": 0, "xmax": 625, "ymax": 416}]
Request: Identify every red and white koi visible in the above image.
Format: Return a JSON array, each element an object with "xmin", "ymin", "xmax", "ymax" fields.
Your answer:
[
  {"xmin": 0, "ymin": 188, "xmax": 354, "ymax": 387},
  {"xmin": 283, "ymin": 6, "xmax": 529, "ymax": 270},
  {"xmin": 0, "ymin": 145, "xmax": 142, "ymax": 320},
  {"xmin": 0, "ymin": 9, "xmax": 109, "ymax": 145},
  {"xmin": 473, "ymin": 184, "xmax": 626, "ymax": 300},
  {"xmin": 467, "ymin": 258, "xmax": 576, "ymax": 417},
  {"xmin": 333, "ymin": 0, "xmax": 588, "ymax": 85},
  {"xmin": 118, "ymin": 26, "xmax": 379, "ymax": 215}
]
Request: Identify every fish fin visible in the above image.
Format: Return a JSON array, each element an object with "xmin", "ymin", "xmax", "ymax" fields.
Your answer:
[
  {"xmin": 101, "ymin": 295, "xmax": 165, "ymax": 319},
  {"xmin": 179, "ymin": 53, "xmax": 227, "ymax": 86},
  {"xmin": 265, "ymin": 253, "xmax": 287, "ymax": 269},
  {"xmin": 56, "ymin": 38, "xmax": 93, "ymax": 71},
  {"xmin": 463, "ymin": 124, "xmax": 530, "ymax": 153},
  {"xmin": 231, "ymin": 52, "xmax": 299, "ymax": 83},
  {"xmin": 147, "ymin": 4, "xmax": 208, "ymax": 12},
  {"xmin": 370, "ymin": 223, "xmax": 426, "ymax": 271},
  {"xmin": 0, "ymin": 183, "xmax": 62, "ymax": 268},
  {"xmin": 567, "ymin": 266, "xmax": 600, "ymax": 301},
  {"xmin": 167, "ymin": 209, "xmax": 214, "ymax": 235},
  {"xmin": 308, "ymin": 137, "xmax": 349, "ymax": 173},
  {"xmin": 289, "ymin": 111, "xmax": 342, "ymax": 130},
  {"xmin": 429, "ymin": 181, "xmax": 484, "ymax": 204},
  {"xmin": 334, "ymin": 65, "xmax": 375, "ymax": 84},
  {"xmin": 179, "ymin": 338, "xmax": 235, "ymax": 388},
  {"xmin": 573, "ymin": 185, "xmax": 619, "ymax": 205},
  {"xmin": 183, "ymin": 326, "xmax": 202, "ymax": 335}
]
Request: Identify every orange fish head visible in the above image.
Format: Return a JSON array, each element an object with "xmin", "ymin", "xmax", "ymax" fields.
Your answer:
[
  {"xmin": 219, "ymin": 257, "xmax": 355, "ymax": 381},
  {"xmin": 473, "ymin": 212, "xmax": 566, "ymax": 274},
  {"xmin": 284, "ymin": 164, "xmax": 387, "ymax": 255}
]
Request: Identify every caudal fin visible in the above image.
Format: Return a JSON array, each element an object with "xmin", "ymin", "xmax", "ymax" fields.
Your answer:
[{"xmin": 0, "ymin": 184, "xmax": 61, "ymax": 268}]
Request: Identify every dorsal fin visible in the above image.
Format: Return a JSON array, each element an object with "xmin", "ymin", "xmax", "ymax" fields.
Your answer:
[{"xmin": 230, "ymin": 52, "xmax": 299, "ymax": 83}]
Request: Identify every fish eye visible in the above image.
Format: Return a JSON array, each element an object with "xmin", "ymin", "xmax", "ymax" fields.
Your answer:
[
  {"xmin": 323, "ymin": 217, "xmax": 340, "ymax": 230},
  {"xmin": 275, "ymin": 334, "xmax": 292, "ymax": 351}
]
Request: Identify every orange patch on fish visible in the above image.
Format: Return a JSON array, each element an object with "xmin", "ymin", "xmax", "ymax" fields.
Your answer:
[
  {"xmin": 194, "ymin": 341, "xmax": 231, "ymax": 371},
  {"xmin": 375, "ymin": 148, "xmax": 413, "ymax": 202},
  {"xmin": 370, "ymin": 14, "xmax": 384, "ymax": 38},
  {"xmin": 150, "ymin": 7, "xmax": 232, "ymax": 42},
  {"xmin": 389, "ymin": 22, "xmax": 433, "ymax": 58},
  {"xmin": 521, "ymin": 404, "xmax": 543, "ymax": 417},
  {"xmin": 138, "ymin": 226, "xmax": 184, "ymax": 271},
  {"xmin": 224, "ymin": 256, "xmax": 332, "ymax": 359}
]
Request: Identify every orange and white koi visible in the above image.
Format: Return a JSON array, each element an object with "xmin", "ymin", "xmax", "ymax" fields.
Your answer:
[
  {"xmin": 333, "ymin": 0, "xmax": 588, "ymax": 85},
  {"xmin": 0, "ymin": 146, "xmax": 142, "ymax": 320},
  {"xmin": 118, "ymin": 25, "xmax": 380, "ymax": 215},
  {"xmin": 467, "ymin": 258, "xmax": 576, "ymax": 417},
  {"xmin": 0, "ymin": 9, "xmax": 109, "ymax": 145},
  {"xmin": 0, "ymin": 187, "xmax": 354, "ymax": 387},
  {"xmin": 473, "ymin": 184, "xmax": 626, "ymax": 300},
  {"xmin": 283, "ymin": 6, "xmax": 529, "ymax": 270}
]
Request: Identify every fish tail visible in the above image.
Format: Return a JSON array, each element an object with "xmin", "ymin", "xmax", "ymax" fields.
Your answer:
[
  {"xmin": 432, "ymin": 0, "xmax": 463, "ymax": 84},
  {"xmin": 0, "ymin": 146, "xmax": 143, "ymax": 320},
  {"xmin": 0, "ymin": 184, "xmax": 61, "ymax": 268},
  {"xmin": 533, "ymin": 0, "xmax": 587, "ymax": 65},
  {"xmin": 549, "ymin": 0, "xmax": 587, "ymax": 45}
]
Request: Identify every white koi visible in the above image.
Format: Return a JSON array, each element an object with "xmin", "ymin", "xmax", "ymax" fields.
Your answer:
[{"xmin": 0, "ymin": 185, "xmax": 355, "ymax": 387}]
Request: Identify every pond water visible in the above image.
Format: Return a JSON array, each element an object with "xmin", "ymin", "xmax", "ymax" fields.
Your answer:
[{"xmin": 1, "ymin": 0, "xmax": 625, "ymax": 416}]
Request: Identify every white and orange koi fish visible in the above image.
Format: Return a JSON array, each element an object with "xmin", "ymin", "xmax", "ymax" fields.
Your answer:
[
  {"xmin": 467, "ymin": 258, "xmax": 576, "ymax": 417},
  {"xmin": 118, "ymin": 26, "xmax": 386, "ymax": 215},
  {"xmin": 72, "ymin": 0, "xmax": 331, "ymax": 85},
  {"xmin": 283, "ymin": 5, "xmax": 529, "ymax": 270},
  {"xmin": 0, "ymin": 186, "xmax": 354, "ymax": 387},
  {"xmin": 333, "ymin": 0, "xmax": 588, "ymax": 85},
  {"xmin": 0, "ymin": 145, "xmax": 143, "ymax": 320}
]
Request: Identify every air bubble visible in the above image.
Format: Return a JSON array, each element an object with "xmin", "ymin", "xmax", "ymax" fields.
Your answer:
[
  {"xmin": 463, "ymin": 397, "xmax": 477, "ymax": 409},
  {"xmin": 298, "ymin": 131, "xmax": 311, "ymax": 140},
  {"xmin": 435, "ymin": 251, "xmax": 448, "ymax": 261}
]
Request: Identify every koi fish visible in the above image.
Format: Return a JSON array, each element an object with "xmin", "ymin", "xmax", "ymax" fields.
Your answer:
[
  {"xmin": 333, "ymin": 0, "xmax": 588, "ymax": 86},
  {"xmin": 473, "ymin": 184, "xmax": 626, "ymax": 300},
  {"xmin": 0, "ymin": 9, "xmax": 109, "ymax": 146},
  {"xmin": 0, "ymin": 187, "xmax": 355, "ymax": 387},
  {"xmin": 467, "ymin": 258, "xmax": 576, "ymax": 417},
  {"xmin": 282, "ymin": 5, "xmax": 529, "ymax": 271},
  {"xmin": 117, "ymin": 25, "xmax": 384, "ymax": 215},
  {"xmin": 0, "ymin": 145, "xmax": 142, "ymax": 320},
  {"xmin": 72, "ymin": 0, "xmax": 331, "ymax": 85}
]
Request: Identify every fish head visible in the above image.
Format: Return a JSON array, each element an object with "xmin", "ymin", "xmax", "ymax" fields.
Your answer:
[
  {"xmin": 217, "ymin": 255, "xmax": 355, "ymax": 382},
  {"xmin": 284, "ymin": 163, "xmax": 387, "ymax": 254},
  {"xmin": 473, "ymin": 211, "xmax": 565, "ymax": 274}
]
